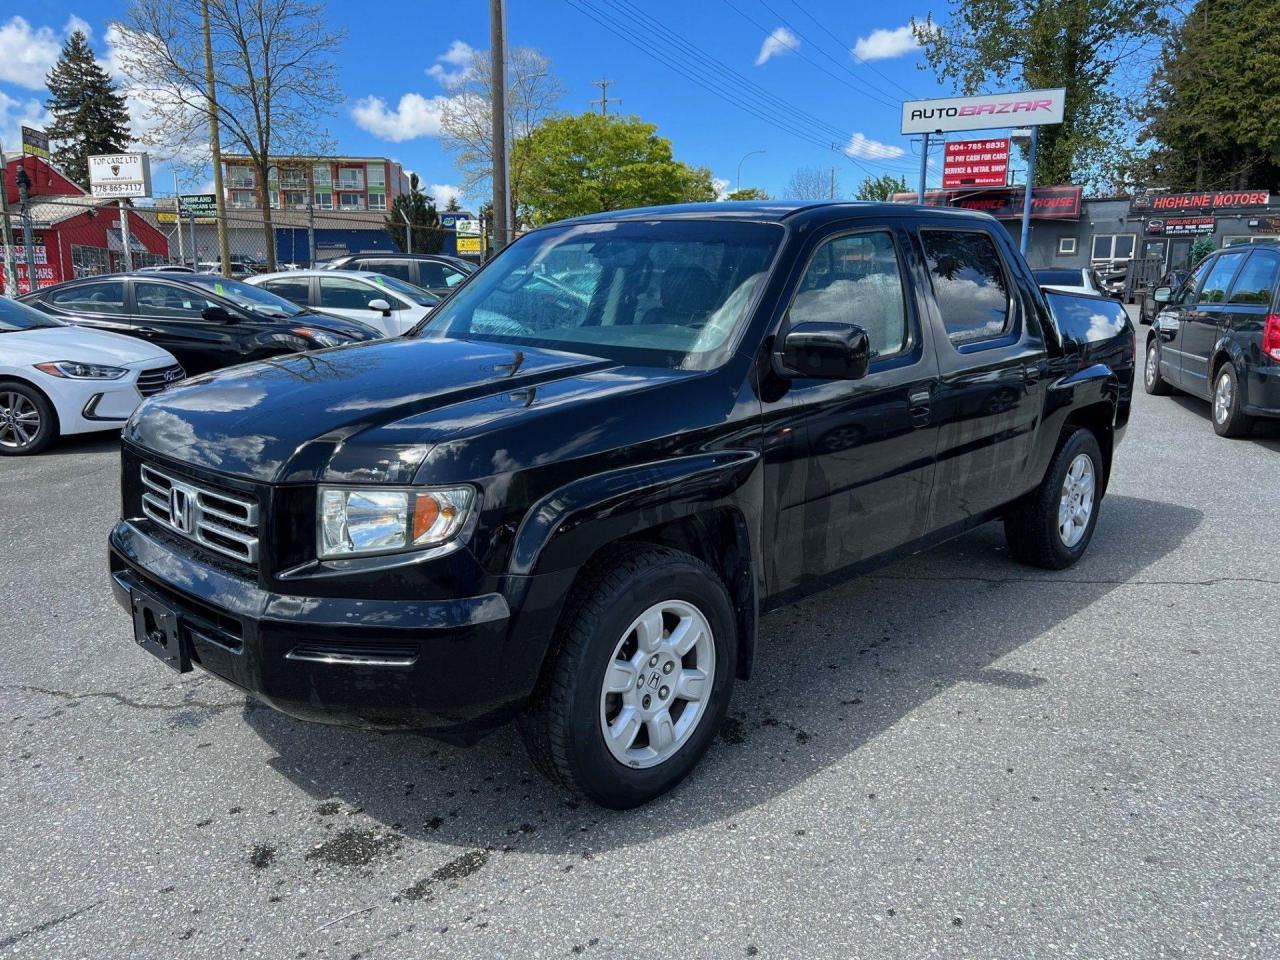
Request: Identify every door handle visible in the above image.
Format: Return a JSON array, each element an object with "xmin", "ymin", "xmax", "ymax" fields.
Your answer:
[{"xmin": 908, "ymin": 388, "xmax": 931, "ymax": 427}]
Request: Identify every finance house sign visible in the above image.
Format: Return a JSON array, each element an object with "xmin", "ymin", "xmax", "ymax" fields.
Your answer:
[{"xmin": 901, "ymin": 89, "xmax": 1066, "ymax": 135}]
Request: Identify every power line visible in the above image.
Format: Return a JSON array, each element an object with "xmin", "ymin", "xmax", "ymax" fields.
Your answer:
[{"xmin": 785, "ymin": 0, "xmax": 922, "ymax": 99}]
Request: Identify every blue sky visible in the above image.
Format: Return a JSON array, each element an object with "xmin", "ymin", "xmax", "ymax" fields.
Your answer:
[{"xmin": 1, "ymin": 1, "xmax": 957, "ymax": 204}]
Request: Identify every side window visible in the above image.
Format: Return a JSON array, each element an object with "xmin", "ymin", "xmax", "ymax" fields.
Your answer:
[
  {"xmin": 788, "ymin": 231, "xmax": 908, "ymax": 359},
  {"xmin": 134, "ymin": 282, "xmax": 216, "ymax": 319},
  {"xmin": 261, "ymin": 278, "xmax": 310, "ymax": 306},
  {"xmin": 1226, "ymin": 252, "xmax": 1280, "ymax": 305},
  {"xmin": 920, "ymin": 230, "xmax": 1012, "ymax": 346},
  {"xmin": 419, "ymin": 262, "xmax": 466, "ymax": 289},
  {"xmin": 1176, "ymin": 258, "xmax": 1213, "ymax": 305},
  {"xmin": 1198, "ymin": 252, "xmax": 1247, "ymax": 304},
  {"xmin": 319, "ymin": 277, "xmax": 385, "ymax": 310},
  {"xmin": 363, "ymin": 260, "xmax": 415, "ymax": 283},
  {"xmin": 49, "ymin": 280, "xmax": 125, "ymax": 314}
]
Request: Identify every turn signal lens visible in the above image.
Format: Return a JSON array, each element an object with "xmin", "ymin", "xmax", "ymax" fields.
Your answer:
[{"xmin": 1263, "ymin": 313, "xmax": 1280, "ymax": 362}]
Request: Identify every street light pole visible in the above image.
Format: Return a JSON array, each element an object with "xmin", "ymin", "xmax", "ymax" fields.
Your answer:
[
  {"xmin": 736, "ymin": 150, "xmax": 765, "ymax": 193},
  {"xmin": 15, "ymin": 165, "xmax": 37, "ymax": 292}
]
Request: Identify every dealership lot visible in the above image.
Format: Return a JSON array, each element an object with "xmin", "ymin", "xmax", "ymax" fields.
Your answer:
[{"xmin": 2, "ymin": 338, "xmax": 1279, "ymax": 959}]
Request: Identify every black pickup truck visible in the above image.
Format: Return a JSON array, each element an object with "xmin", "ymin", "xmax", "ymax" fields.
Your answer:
[{"xmin": 109, "ymin": 202, "xmax": 1134, "ymax": 807}]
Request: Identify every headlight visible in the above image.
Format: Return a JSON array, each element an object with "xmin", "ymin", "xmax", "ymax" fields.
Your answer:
[
  {"xmin": 291, "ymin": 327, "xmax": 346, "ymax": 347},
  {"xmin": 34, "ymin": 360, "xmax": 128, "ymax": 380},
  {"xmin": 318, "ymin": 485, "xmax": 475, "ymax": 558}
]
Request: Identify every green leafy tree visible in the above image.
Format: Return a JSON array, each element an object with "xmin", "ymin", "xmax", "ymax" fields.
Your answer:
[
  {"xmin": 515, "ymin": 113, "xmax": 718, "ymax": 224},
  {"xmin": 725, "ymin": 187, "xmax": 770, "ymax": 200},
  {"xmin": 1135, "ymin": 0, "xmax": 1280, "ymax": 190},
  {"xmin": 45, "ymin": 30, "xmax": 132, "ymax": 188},
  {"xmin": 855, "ymin": 173, "xmax": 909, "ymax": 201},
  {"xmin": 912, "ymin": 1, "xmax": 1161, "ymax": 188},
  {"xmin": 385, "ymin": 173, "xmax": 444, "ymax": 254},
  {"xmin": 1190, "ymin": 236, "xmax": 1216, "ymax": 264}
]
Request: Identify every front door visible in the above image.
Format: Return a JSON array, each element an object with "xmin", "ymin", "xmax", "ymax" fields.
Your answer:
[
  {"xmin": 764, "ymin": 224, "xmax": 939, "ymax": 593},
  {"xmin": 1180, "ymin": 251, "xmax": 1248, "ymax": 397},
  {"xmin": 1143, "ymin": 237, "xmax": 1169, "ymax": 271},
  {"xmin": 128, "ymin": 280, "xmax": 246, "ymax": 374}
]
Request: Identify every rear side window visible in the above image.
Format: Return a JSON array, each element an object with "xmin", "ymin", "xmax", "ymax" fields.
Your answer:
[
  {"xmin": 921, "ymin": 230, "xmax": 1011, "ymax": 345},
  {"xmin": 319, "ymin": 277, "xmax": 386, "ymax": 310},
  {"xmin": 362, "ymin": 259, "xmax": 415, "ymax": 283},
  {"xmin": 1198, "ymin": 252, "xmax": 1247, "ymax": 304},
  {"xmin": 1226, "ymin": 251, "xmax": 1280, "ymax": 305},
  {"xmin": 419, "ymin": 262, "xmax": 467, "ymax": 288},
  {"xmin": 260, "ymin": 278, "xmax": 310, "ymax": 305},
  {"xmin": 50, "ymin": 280, "xmax": 125, "ymax": 314}
]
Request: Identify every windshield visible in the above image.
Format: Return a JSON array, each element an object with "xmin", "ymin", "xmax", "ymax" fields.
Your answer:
[
  {"xmin": 0, "ymin": 296, "xmax": 64, "ymax": 332},
  {"xmin": 363, "ymin": 273, "xmax": 441, "ymax": 306},
  {"xmin": 184, "ymin": 275, "xmax": 306, "ymax": 318},
  {"xmin": 1034, "ymin": 269, "xmax": 1084, "ymax": 286},
  {"xmin": 418, "ymin": 219, "xmax": 783, "ymax": 368}
]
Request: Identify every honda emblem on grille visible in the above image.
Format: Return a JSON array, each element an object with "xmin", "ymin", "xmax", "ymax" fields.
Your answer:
[{"xmin": 168, "ymin": 484, "xmax": 195, "ymax": 534}]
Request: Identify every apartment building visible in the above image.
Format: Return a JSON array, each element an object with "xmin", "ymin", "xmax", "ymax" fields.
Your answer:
[{"xmin": 221, "ymin": 156, "xmax": 410, "ymax": 213}]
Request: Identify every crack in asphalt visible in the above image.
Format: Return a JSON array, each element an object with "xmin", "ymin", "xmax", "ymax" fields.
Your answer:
[
  {"xmin": 0, "ymin": 901, "xmax": 103, "ymax": 950},
  {"xmin": 866, "ymin": 573, "xmax": 1280, "ymax": 587},
  {"xmin": 4, "ymin": 684, "xmax": 241, "ymax": 713}
]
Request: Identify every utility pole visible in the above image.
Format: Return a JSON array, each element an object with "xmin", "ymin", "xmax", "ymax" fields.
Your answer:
[
  {"xmin": 15, "ymin": 165, "xmax": 37, "ymax": 293},
  {"xmin": 202, "ymin": 0, "xmax": 231, "ymax": 276},
  {"xmin": 829, "ymin": 167, "xmax": 837, "ymax": 200},
  {"xmin": 489, "ymin": 0, "xmax": 511, "ymax": 251},
  {"xmin": 306, "ymin": 193, "xmax": 316, "ymax": 267},
  {"xmin": 0, "ymin": 146, "xmax": 18, "ymax": 296},
  {"xmin": 118, "ymin": 199, "xmax": 134, "ymax": 273},
  {"xmin": 400, "ymin": 207, "xmax": 413, "ymax": 254},
  {"xmin": 173, "ymin": 172, "xmax": 186, "ymax": 266},
  {"xmin": 590, "ymin": 79, "xmax": 620, "ymax": 116},
  {"xmin": 917, "ymin": 132, "xmax": 931, "ymax": 204}
]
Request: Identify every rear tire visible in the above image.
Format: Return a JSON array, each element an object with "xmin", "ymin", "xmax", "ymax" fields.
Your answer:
[
  {"xmin": 518, "ymin": 544, "xmax": 737, "ymax": 809},
  {"xmin": 0, "ymin": 382, "xmax": 57, "ymax": 456},
  {"xmin": 1004, "ymin": 427, "xmax": 1104, "ymax": 570},
  {"xmin": 1211, "ymin": 363, "xmax": 1253, "ymax": 438},
  {"xmin": 1144, "ymin": 339, "xmax": 1172, "ymax": 396}
]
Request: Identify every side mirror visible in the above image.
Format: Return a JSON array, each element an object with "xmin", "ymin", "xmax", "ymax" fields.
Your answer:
[
  {"xmin": 778, "ymin": 321, "xmax": 871, "ymax": 380},
  {"xmin": 367, "ymin": 298, "xmax": 392, "ymax": 316},
  {"xmin": 201, "ymin": 305, "xmax": 237, "ymax": 323},
  {"xmin": 1152, "ymin": 286, "xmax": 1172, "ymax": 304}
]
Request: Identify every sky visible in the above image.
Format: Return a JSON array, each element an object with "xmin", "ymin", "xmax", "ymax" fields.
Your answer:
[{"xmin": 0, "ymin": 1, "xmax": 961, "ymax": 206}]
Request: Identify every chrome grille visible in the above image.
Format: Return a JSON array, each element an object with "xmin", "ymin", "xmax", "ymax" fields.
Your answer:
[
  {"xmin": 136, "ymin": 364, "xmax": 186, "ymax": 397},
  {"xmin": 139, "ymin": 463, "xmax": 259, "ymax": 565}
]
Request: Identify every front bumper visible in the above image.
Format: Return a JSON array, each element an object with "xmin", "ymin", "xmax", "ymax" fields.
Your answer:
[{"xmin": 109, "ymin": 520, "xmax": 526, "ymax": 739}]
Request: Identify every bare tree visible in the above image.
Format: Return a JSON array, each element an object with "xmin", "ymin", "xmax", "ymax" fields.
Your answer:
[
  {"xmin": 785, "ymin": 165, "xmax": 832, "ymax": 200},
  {"xmin": 439, "ymin": 46, "xmax": 563, "ymax": 226},
  {"xmin": 115, "ymin": 0, "xmax": 342, "ymax": 269}
]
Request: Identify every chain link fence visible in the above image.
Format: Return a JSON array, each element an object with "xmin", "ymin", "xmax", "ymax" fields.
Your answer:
[{"xmin": 1, "ymin": 194, "xmax": 479, "ymax": 296}]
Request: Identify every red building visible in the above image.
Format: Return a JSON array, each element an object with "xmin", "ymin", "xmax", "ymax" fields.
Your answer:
[{"xmin": 3, "ymin": 155, "xmax": 169, "ymax": 294}]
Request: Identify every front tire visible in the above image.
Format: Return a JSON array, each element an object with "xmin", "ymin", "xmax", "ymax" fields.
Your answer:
[
  {"xmin": 0, "ymin": 383, "xmax": 57, "ymax": 456},
  {"xmin": 519, "ymin": 545, "xmax": 737, "ymax": 809},
  {"xmin": 1144, "ymin": 339, "xmax": 1173, "ymax": 395},
  {"xmin": 1004, "ymin": 428, "xmax": 1104, "ymax": 570},
  {"xmin": 1211, "ymin": 363, "xmax": 1253, "ymax": 438}
]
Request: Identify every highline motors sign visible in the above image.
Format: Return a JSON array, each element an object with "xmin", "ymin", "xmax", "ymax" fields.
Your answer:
[
  {"xmin": 1134, "ymin": 190, "xmax": 1272, "ymax": 212},
  {"xmin": 901, "ymin": 89, "xmax": 1065, "ymax": 135}
]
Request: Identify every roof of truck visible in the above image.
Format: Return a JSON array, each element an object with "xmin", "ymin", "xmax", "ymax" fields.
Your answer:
[{"xmin": 558, "ymin": 200, "xmax": 999, "ymax": 226}]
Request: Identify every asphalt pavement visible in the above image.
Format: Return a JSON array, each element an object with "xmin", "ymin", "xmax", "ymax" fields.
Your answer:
[{"xmin": 2, "ymin": 316, "xmax": 1279, "ymax": 959}]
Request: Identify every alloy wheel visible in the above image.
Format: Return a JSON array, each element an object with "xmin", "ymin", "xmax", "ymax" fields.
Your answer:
[
  {"xmin": 1145, "ymin": 343, "xmax": 1158, "ymax": 389},
  {"xmin": 598, "ymin": 599, "xmax": 716, "ymax": 770},
  {"xmin": 1214, "ymin": 371, "xmax": 1233, "ymax": 424},
  {"xmin": 0, "ymin": 392, "xmax": 41, "ymax": 450},
  {"xmin": 1057, "ymin": 452, "xmax": 1095, "ymax": 548}
]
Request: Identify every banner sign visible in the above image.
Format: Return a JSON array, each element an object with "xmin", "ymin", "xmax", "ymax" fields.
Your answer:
[
  {"xmin": 892, "ymin": 185, "xmax": 1083, "ymax": 220},
  {"xmin": 88, "ymin": 153, "xmax": 152, "ymax": 198},
  {"xmin": 901, "ymin": 88, "xmax": 1065, "ymax": 135},
  {"xmin": 454, "ymin": 218, "xmax": 480, "ymax": 237},
  {"xmin": 1146, "ymin": 216, "xmax": 1215, "ymax": 237},
  {"xmin": 457, "ymin": 236, "xmax": 482, "ymax": 254},
  {"xmin": 178, "ymin": 193, "xmax": 218, "ymax": 217},
  {"xmin": 1133, "ymin": 190, "xmax": 1271, "ymax": 212},
  {"xmin": 21, "ymin": 126, "xmax": 49, "ymax": 161},
  {"xmin": 942, "ymin": 138, "xmax": 1010, "ymax": 188}
]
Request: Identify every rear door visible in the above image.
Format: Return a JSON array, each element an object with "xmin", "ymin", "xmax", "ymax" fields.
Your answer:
[
  {"xmin": 42, "ymin": 279, "xmax": 132, "ymax": 336},
  {"xmin": 1219, "ymin": 248, "xmax": 1280, "ymax": 387},
  {"xmin": 917, "ymin": 224, "xmax": 1049, "ymax": 530},
  {"xmin": 1181, "ymin": 251, "xmax": 1248, "ymax": 397},
  {"xmin": 316, "ymin": 275, "xmax": 398, "ymax": 336}
]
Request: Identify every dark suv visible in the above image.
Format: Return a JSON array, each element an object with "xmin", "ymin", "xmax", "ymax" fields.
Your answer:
[
  {"xmin": 109, "ymin": 202, "xmax": 1134, "ymax": 807},
  {"xmin": 320, "ymin": 253, "xmax": 474, "ymax": 297},
  {"xmin": 1144, "ymin": 241, "xmax": 1280, "ymax": 436}
]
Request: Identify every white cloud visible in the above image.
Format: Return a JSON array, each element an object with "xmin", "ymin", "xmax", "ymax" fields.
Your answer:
[
  {"xmin": 427, "ymin": 40, "xmax": 476, "ymax": 85},
  {"xmin": 844, "ymin": 132, "xmax": 906, "ymax": 160},
  {"xmin": 0, "ymin": 15, "xmax": 91, "ymax": 90},
  {"xmin": 755, "ymin": 26, "xmax": 799, "ymax": 66},
  {"xmin": 713, "ymin": 177, "xmax": 731, "ymax": 200},
  {"xmin": 426, "ymin": 182, "xmax": 462, "ymax": 207},
  {"xmin": 852, "ymin": 24, "xmax": 923, "ymax": 62},
  {"xmin": 65, "ymin": 16, "xmax": 93, "ymax": 41},
  {"xmin": 0, "ymin": 90, "xmax": 52, "ymax": 155},
  {"xmin": 351, "ymin": 93, "xmax": 450, "ymax": 142}
]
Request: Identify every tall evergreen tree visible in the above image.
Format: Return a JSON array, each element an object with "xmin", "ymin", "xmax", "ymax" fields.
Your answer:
[
  {"xmin": 45, "ymin": 31, "xmax": 132, "ymax": 188},
  {"xmin": 385, "ymin": 173, "xmax": 445, "ymax": 254}
]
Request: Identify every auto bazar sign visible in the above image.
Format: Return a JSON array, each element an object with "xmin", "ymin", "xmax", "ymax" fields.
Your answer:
[
  {"xmin": 88, "ymin": 153, "xmax": 153, "ymax": 198},
  {"xmin": 1146, "ymin": 216, "xmax": 1215, "ymax": 237},
  {"xmin": 1135, "ymin": 190, "xmax": 1272, "ymax": 211},
  {"xmin": 901, "ymin": 89, "xmax": 1065, "ymax": 134},
  {"xmin": 942, "ymin": 138, "xmax": 1010, "ymax": 188},
  {"xmin": 892, "ymin": 185, "xmax": 1082, "ymax": 220}
]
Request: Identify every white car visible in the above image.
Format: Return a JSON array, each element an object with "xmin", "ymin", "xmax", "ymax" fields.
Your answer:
[
  {"xmin": 1033, "ymin": 267, "xmax": 1109, "ymax": 297},
  {"xmin": 0, "ymin": 296, "xmax": 183, "ymax": 455},
  {"xmin": 245, "ymin": 269, "xmax": 441, "ymax": 337}
]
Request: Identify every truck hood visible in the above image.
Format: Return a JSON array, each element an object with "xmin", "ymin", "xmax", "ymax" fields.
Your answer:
[{"xmin": 123, "ymin": 336, "xmax": 627, "ymax": 483}]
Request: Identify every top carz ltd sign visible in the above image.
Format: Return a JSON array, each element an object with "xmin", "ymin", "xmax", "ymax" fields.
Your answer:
[
  {"xmin": 901, "ymin": 89, "xmax": 1066, "ymax": 135},
  {"xmin": 88, "ymin": 153, "xmax": 153, "ymax": 198}
]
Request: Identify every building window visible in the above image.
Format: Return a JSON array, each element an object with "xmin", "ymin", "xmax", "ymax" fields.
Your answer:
[
  {"xmin": 1058, "ymin": 237, "xmax": 1077, "ymax": 256},
  {"xmin": 366, "ymin": 163, "xmax": 386, "ymax": 188},
  {"xmin": 279, "ymin": 167, "xmax": 308, "ymax": 189},
  {"xmin": 313, "ymin": 163, "xmax": 332, "ymax": 186},
  {"xmin": 282, "ymin": 190, "xmax": 307, "ymax": 208},
  {"xmin": 314, "ymin": 191, "xmax": 333, "ymax": 210},
  {"xmin": 71, "ymin": 244, "xmax": 109, "ymax": 278},
  {"xmin": 1223, "ymin": 235, "xmax": 1276, "ymax": 248},
  {"xmin": 338, "ymin": 193, "xmax": 365, "ymax": 210},
  {"xmin": 336, "ymin": 167, "xmax": 365, "ymax": 190},
  {"xmin": 1091, "ymin": 234, "xmax": 1136, "ymax": 262},
  {"xmin": 368, "ymin": 192, "xmax": 386, "ymax": 210},
  {"xmin": 231, "ymin": 190, "xmax": 256, "ymax": 209},
  {"xmin": 227, "ymin": 165, "xmax": 254, "ymax": 188}
]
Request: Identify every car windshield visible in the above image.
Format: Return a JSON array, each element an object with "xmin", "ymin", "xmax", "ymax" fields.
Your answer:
[
  {"xmin": 0, "ymin": 296, "xmax": 64, "ymax": 332},
  {"xmin": 184, "ymin": 275, "xmax": 306, "ymax": 318},
  {"xmin": 1034, "ymin": 269, "xmax": 1084, "ymax": 286},
  {"xmin": 362, "ymin": 273, "xmax": 441, "ymax": 306},
  {"xmin": 417, "ymin": 219, "xmax": 783, "ymax": 368}
]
